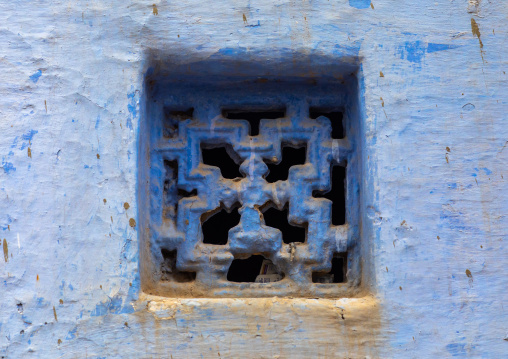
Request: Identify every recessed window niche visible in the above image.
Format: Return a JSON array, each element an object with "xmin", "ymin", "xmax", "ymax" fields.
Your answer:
[{"xmin": 138, "ymin": 56, "xmax": 364, "ymax": 298}]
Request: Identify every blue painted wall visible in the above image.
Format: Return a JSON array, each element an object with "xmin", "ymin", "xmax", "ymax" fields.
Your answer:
[{"xmin": 0, "ymin": 0, "xmax": 506, "ymax": 357}]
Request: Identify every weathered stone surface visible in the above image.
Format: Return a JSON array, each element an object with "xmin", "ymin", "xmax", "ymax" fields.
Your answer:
[{"xmin": 0, "ymin": 0, "xmax": 506, "ymax": 357}]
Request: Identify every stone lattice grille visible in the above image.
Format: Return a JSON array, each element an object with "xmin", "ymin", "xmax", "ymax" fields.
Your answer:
[{"xmin": 143, "ymin": 80, "xmax": 359, "ymax": 297}]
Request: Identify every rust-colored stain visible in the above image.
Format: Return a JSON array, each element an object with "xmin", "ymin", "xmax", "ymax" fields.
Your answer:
[
  {"xmin": 3, "ymin": 239, "xmax": 8, "ymax": 262},
  {"xmin": 53, "ymin": 306, "xmax": 58, "ymax": 321},
  {"xmin": 58, "ymin": 339, "xmax": 62, "ymax": 345},
  {"xmin": 59, "ymin": 299, "xmax": 63, "ymax": 305},
  {"xmin": 466, "ymin": 269, "xmax": 474, "ymax": 287},
  {"xmin": 44, "ymin": 100, "xmax": 47, "ymax": 113},
  {"xmin": 380, "ymin": 97, "xmax": 384, "ymax": 107},
  {"xmin": 243, "ymin": 13, "xmax": 247, "ymax": 23},
  {"xmin": 129, "ymin": 218, "xmax": 136, "ymax": 228},
  {"xmin": 446, "ymin": 146, "xmax": 451, "ymax": 152},
  {"xmin": 96, "ymin": 154, "xmax": 100, "ymax": 159},
  {"xmin": 470, "ymin": 18, "xmax": 483, "ymax": 49},
  {"xmin": 379, "ymin": 71, "xmax": 384, "ymax": 77},
  {"xmin": 36, "ymin": 274, "xmax": 39, "ymax": 281},
  {"xmin": 124, "ymin": 202, "xmax": 130, "ymax": 210},
  {"xmin": 152, "ymin": 4, "xmax": 158, "ymax": 15},
  {"xmin": 370, "ymin": 2, "xmax": 374, "ymax": 9},
  {"xmin": 437, "ymin": 236, "xmax": 440, "ymax": 240},
  {"xmin": 27, "ymin": 147, "xmax": 32, "ymax": 158},
  {"xmin": 103, "ymin": 198, "xmax": 107, "ymax": 204},
  {"xmin": 399, "ymin": 286, "xmax": 402, "ymax": 290}
]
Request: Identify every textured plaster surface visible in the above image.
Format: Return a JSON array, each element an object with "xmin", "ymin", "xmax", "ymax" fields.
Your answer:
[{"xmin": 0, "ymin": 0, "xmax": 507, "ymax": 358}]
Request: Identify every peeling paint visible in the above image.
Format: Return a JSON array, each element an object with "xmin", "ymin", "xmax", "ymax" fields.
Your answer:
[
  {"xmin": 0, "ymin": 0, "xmax": 505, "ymax": 357},
  {"xmin": 29, "ymin": 70, "xmax": 42, "ymax": 83}
]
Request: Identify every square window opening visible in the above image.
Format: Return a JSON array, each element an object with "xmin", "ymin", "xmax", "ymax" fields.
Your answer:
[{"xmin": 139, "ymin": 62, "xmax": 365, "ymax": 298}]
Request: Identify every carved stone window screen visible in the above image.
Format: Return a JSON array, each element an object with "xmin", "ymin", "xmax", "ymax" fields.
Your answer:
[{"xmin": 140, "ymin": 77, "xmax": 361, "ymax": 298}]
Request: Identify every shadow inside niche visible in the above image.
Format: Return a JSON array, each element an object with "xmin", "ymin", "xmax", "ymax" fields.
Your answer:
[
  {"xmin": 160, "ymin": 249, "xmax": 196, "ymax": 282},
  {"xmin": 312, "ymin": 253, "xmax": 347, "ymax": 284},
  {"xmin": 261, "ymin": 202, "xmax": 307, "ymax": 243},
  {"xmin": 201, "ymin": 144, "xmax": 243, "ymax": 179},
  {"xmin": 227, "ymin": 255, "xmax": 284, "ymax": 283},
  {"xmin": 201, "ymin": 203, "xmax": 241, "ymax": 245},
  {"xmin": 264, "ymin": 144, "xmax": 306, "ymax": 183},
  {"xmin": 222, "ymin": 108, "xmax": 286, "ymax": 136}
]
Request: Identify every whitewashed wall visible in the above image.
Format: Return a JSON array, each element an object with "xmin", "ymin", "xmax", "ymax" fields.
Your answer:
[{"xmin": 0, "ymin": 0, "xmax": 506, "ymax": 357}]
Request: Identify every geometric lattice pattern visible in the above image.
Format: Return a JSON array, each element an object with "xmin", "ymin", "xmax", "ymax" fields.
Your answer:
[{"xmin": 142, "ymin": 81, "xmax": 359, "ymax": 297}]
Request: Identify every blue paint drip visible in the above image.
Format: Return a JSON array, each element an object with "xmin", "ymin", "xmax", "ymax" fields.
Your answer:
[
  {"xmin": 21, "ymin": 129, "xmax": 38, "ymax": 142},
  {"xmin": 126, "ymin": 274, "xmax": 140, "ymax": 301},
  {"xmin": 400, "ymin": 41, "xmax": 427, "ymax": 63},
  {"xmin": 349, "ymin": 0, "xmax": 371, "ymax": 9},
  {"xmin": 1, "ymin": 161, "xmax": 15, "ymax": 174},
  {"xmin": 29, "ymin": 70, "xmax": 42, "ymax": 83},
  {"xmin": 66, "ymin": 327, "xmax": 78, "ymax": 340},
  {"xmin": 399, "ymin": 41, "xmax": 459, "ymax": 64},
  {"xmin": 427, "ymin": 43, "xmax": 459, "ymax": 53},
  {"xmin": 126, "ymin": 92, "xmax": 137, "ymax": 130},
  {"xmin": 91, "ymin": 295, "xmax": 135, "ymax": 316},
  {"xmin": 10, "ymin": 137, "xmax": 18, "ymax": 149},
  {"xmin": 1, "ymin": 215, "xmax": 13, "ymax": 231}
]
